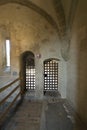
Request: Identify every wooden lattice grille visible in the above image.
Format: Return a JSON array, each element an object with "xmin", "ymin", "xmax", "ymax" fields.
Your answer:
[
  {"xmin": 44, "ymin": 59, "xmax": 58, "ymax": 91},
  {"xmin": 26, "ymin": 65, "xmax": 35, "ymax": 90}
]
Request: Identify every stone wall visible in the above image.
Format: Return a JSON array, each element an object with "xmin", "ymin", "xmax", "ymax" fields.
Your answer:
[
  {"xmin": 0, "ymin": 3, "xmax": 67, "ymax": 99},
  {"xmin": 67, "ymin": 0, "xmax": 87, "ymax": 125}
]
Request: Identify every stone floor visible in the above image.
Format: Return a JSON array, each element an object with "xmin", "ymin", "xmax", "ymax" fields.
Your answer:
[
  {"xmin": 44, "ymin": 98, "xmax": 87, "ymax": 130},
  {"xmin": 1, "ymin": 96, "xmax": 87, "ymax": 130},
  {"xmin": 0, "ymin": 76, "xmax": 87, "ymax": 130},
  {"xmin": 1, "ymin": 100, "xmax": 42, "ymax": 130}
]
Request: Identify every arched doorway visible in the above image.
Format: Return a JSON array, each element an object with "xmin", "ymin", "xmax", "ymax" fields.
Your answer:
[
  {"xmin": 20, "ymin": 51, "xmax": 35, "ymax": 94},
  {"xmin": 43, "ymin": 58, "xmax": 59, "ymax": 95}
]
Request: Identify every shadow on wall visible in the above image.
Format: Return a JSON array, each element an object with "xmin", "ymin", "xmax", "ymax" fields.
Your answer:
[{"xmin": 77, "ymin": 35, "xmax": 87, "ymax": 127}]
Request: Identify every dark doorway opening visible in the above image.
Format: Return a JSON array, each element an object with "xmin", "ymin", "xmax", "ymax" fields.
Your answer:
[{"xmin": 20, "ymin": 51, "xmax": 35, "ymax": 93}]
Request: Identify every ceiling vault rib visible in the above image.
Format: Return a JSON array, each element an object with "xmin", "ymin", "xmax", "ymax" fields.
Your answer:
[
  {"xmin": 52, "ymin": 0, "xmax": 70, "ymax": 61},
  {"xmin": 52, "ymin": 0, "xmax": 66, "ymax": 38},
  {"xmin": 67, "ymin": 0, "xmax": 79, "ymax": 31}
]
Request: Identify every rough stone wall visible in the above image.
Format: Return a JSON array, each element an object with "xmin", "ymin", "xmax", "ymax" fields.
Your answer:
[
  {"xmin": 0, "ymin": 3, "xmax": 56, "ymax": 73},
  {"xmin": 67, "ymin": 0, "xmax": 87, "ymax": 125},
  {"xmin": 0, "ymin": 3, "xmax": 67, "ymax": 99},
  {"xmin": 0, "ymin": 0, "xmax": 59, "ymax": 33},
  {"xmin": 0, "ymin": 0, "xmax": 72, "ymax": 61},
  {"xmin": 39, "ymin": 34, "xmax": 67, "ymax": 98},
  {"xmin": 0, "ymin": 0, "xmax": 86, "ymax": 125}
]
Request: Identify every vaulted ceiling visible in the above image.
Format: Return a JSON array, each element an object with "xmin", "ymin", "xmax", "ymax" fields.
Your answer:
[
  {"xmin": 0, "ymin": 0, "xmax": 66, "ymax": 37},
  {"xmin": 0, "ymin": 0, "xmax": 79, "ymax": 60}
]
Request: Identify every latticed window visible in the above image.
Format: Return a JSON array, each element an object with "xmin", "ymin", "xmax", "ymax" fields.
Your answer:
[
  {"xmin": 44, "ymin": 59, "xmax": 58, "ymax": 91},
  {"xmin": 26, "ymin": 65, "xmax": 35, "ymax": 90},
  {"xmin": 25, "ymin": 52, "xmax": 35, "ymax": 90}
]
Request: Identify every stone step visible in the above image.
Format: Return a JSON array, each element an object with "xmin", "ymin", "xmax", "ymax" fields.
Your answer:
[
  {"xmin": 14, "ymin": 117, "xmax": 40, "ymax": 124},
  {"xmin": 14, "ymin": 111, "xmax": 41, "ymax": 117},
  {"xmin": 14, "ymin": 125, "xmax": 39, "ymax": 130},
  {"xmin": 3, "ymin": 100, "xmax": 43, "ymax": 130}
]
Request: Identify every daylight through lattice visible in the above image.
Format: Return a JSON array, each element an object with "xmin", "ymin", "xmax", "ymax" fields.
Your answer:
[{"xmin": 44, "ymin": 59, "xmax": 58, "ymax": 91}]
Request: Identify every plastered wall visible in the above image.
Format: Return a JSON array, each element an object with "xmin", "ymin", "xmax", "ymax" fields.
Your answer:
[
  {"xmin": 0, "ymin": 3, "xmax": 67, "ymax": 99},
  {"xmin": 0, "ymin": 0, "xmax": 87, "ymax": 125},
  {"xmin": 67, "ymin": 0, "xmax": 87, "ymax": 125}
]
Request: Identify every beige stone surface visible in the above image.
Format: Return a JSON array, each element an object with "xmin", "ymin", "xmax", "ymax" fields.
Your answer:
[
  {"xmin": 0, "ymin": 0, "xmax": 87, "ymax": 127},
  {"xmin": 5, "ymin": 100, "xmax": 42, "ymax": 130}
]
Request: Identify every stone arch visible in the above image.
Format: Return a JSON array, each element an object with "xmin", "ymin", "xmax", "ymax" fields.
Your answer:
[
  {"xmin": 44, "ymin": 58, "xmax": 60, "ymax": 63},
  {"xmin": 20, "ymin": 51, "xmax": 35, "ymax": 94}
]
